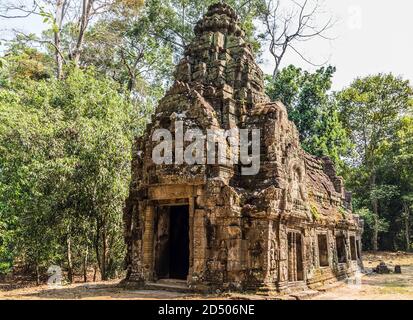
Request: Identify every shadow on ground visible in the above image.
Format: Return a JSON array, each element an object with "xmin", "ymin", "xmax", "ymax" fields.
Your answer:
[{"xmin": 2, "ymin": 252, "xmax": 413, "ymax": 300}]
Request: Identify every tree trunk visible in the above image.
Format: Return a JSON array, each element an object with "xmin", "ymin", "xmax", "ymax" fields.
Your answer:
[
  {"xmin": 72, "ymin": 0, "xmax": 93, "ymax": 66},
  {"xmin": 95, "ymin": 213, "xmax": 111, "ymax": 281},
  {"xmin": 35, "ymin": 264, "xmax": 40, "ymax": 286},
  {"xmin": 54, "ymin": 0, "xmax": 65, "ymax": 79},
  {"xmin": 67, "ymin": 233, "xmax": 73, "ymax": 283},
  {"xmin": 370, "ymin": 173, "xmax": 379, "ymax": 251},
  {"xmin": 404, "ymin": 202, "xmax": 410, "ymax": 251},
  {"xmin": 95, "ymin": 237, "xmax": 102, "ymax": 279},
  {"xmin": 93, "ymin": 265, "xmax": 97, "ymax": 282},
  {"xmin": 83, "ymin": 246, "xmax": 89, "ymax": 282},
  {"xmin": 54, "ymin": 32, "xmax": 63, "ymax": 79},
  {"xmin": 272, "ymin": 60, "xmax": 281, "ymax": 80},
  {"xmin": 127, "ymin": 76, "xmax": 136, "ymax": 92},
  {"xmin": 101, "ymin": 224, "xmax": 108, "ymax": 281}
]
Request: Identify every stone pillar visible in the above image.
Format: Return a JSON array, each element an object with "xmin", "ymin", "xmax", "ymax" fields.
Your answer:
[
  {"xmin": 188, "ymin": 197, "xmax": 195, "ymax": 282},
  {"xmin": 142, "ymin": 205, "xmax": 155, "ymax": 281},
  {"xmin": 225, "ymin": 215, "xmax": 243, "ymax": 288},
  {"xmin": 277, "ymin": 223, "xmax": 289, "ymax": 291},
  {"xmin": 128, "ymin": 202, "xmax": 145, "ymax": 284},
  {"xmin": 192, "ymin": 209, "xmax": 207, "ymax": 280},
  {"xmin": 327, "ymin": 229, "xmax": 336, "ymax": 267},
  {"xmin": 260, "ymin": 220, "xmax": 278, "ymax": 293}
]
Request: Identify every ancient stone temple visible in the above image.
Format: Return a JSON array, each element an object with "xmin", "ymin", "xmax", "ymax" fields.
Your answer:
[{"xmin": 123, "ymin": 2, "xmax": 363, "ymax": 293}]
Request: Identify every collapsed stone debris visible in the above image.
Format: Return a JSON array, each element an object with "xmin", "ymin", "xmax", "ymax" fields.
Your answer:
[
  {"xmin": 394, "ymin": 265, "xmax": 402, "ymax": 274},
  {"xmin": 123, "ymin": 2, "xmax": 363, "ymax": 293},
  {"xmin": 373, "ymin": 262, "xmax": 391, "ymax": 274}
]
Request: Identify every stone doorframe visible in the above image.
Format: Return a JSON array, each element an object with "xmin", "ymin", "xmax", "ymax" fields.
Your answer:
[
  {"xmin": 286, "ymin": 228, "xmax": 306, "ymax": 283},
  {"xmin": 142, "ymin": 184, "xmax": 199, "ymax": 283}
]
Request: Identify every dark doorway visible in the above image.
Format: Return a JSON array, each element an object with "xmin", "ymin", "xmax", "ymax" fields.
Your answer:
[
  {"xmin": 318, "ymin": 234, "xmax": 329, "ymax": 267},
  {"xmin": 350, "ymin": 236, "xmax": 357, "ymax": 261},
  {"xmin": 169, "ymin": 205, "xmax": 189, "ymax": 279},
  {"xmin": 336, "ymin": 235, "xmax": 347, "ymax": 263},
  {"xmin": 154, "ymin": 205, "xmax": 189, "ymax": 280},
  {"xmin": 356, "ymin": 239, "xmax": 361, "ymax": 259}
]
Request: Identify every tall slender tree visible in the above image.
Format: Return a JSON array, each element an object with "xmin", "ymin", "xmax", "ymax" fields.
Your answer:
[{"xmin": 338, "ymin": 74, "xmax": 413, "ymax": 251}]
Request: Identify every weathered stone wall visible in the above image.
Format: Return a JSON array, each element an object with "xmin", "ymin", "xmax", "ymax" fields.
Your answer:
[{"xmin": 123, "ymin": 2, "xmax": 363, "ymax": 293}]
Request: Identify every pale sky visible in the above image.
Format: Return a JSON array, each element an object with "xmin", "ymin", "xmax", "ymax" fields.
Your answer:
[
  {"xmin": 260, "ymin": 0, "xmax": 413, "ymax": 90},
  {"xmin": 1, "ymin": 0, "xmax": 412, "ymax": 91}
]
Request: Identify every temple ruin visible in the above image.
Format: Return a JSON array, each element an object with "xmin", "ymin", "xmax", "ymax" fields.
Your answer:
[{"xmin": 123, "ymin": 2, "xmax": 363, "ymax": 294}]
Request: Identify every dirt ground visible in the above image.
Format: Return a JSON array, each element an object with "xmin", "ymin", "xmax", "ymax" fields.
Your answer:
[
  {"xmin": 314, "ymin": 251, "xmax": 413, "ymax": 300},
  {"xmin": 1, "ymin": 251, "xmax": 413, "ymax": 300}
]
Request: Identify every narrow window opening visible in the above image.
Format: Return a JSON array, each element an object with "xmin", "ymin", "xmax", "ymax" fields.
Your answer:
[
  {"xmin": 356, "ymin": 239, "xmax": 361, "ymax": 259},
  {"xmin": 336, "ymin": 235, "xmax": 347, "ymax": 263},
  {"xmin": 350, "ymin": 236, "xmax": 357, "ymax": 261},
  {"xmin": 318, "ymin": 234, "xmax": 329, "ymax": 267}
]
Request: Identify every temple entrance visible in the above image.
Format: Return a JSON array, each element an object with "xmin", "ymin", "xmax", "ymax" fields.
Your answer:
[
  {"xmin": 154, "ymin": 205, "xmax": 190, "ymax": 280},
  {"xmin": 169, "ymin": 205, "xmax": 190, "ymax": 279},
  {"xmin": 288, "ymin": 231, "xmax": 304, "ymax": 282}
]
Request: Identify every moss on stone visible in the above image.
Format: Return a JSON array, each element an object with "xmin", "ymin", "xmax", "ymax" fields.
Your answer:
[{"xmin": 311, "ymin": 204, "xmax": 321, "ymax": 221}]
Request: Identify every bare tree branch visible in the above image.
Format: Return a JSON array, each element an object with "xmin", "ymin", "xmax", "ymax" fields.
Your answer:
[
  {"xmin": 259, "ymin": 0, "xmax": 336, "ymax": 78},
  {"xmin": 288, "ymin": 43, "xmax": 328, "ymax": 67},
  {"xmin": 12, "ymin": 29, "xmax": 67, "ymax": 64},
  {"xmin": 0, "ymin": 1, "xmax": 40, "ymax": 19}
]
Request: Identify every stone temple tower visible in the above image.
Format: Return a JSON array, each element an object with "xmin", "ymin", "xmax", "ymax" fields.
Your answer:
[{"xmin": 123, "ymin": 2, "xmax": 363, "ymax": 293}]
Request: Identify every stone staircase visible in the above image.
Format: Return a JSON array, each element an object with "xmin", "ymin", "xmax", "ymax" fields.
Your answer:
[
  {"xmin": 144, "ymin": 279, "xmax": 193, "ymax": 293},
  {"xmin": 141, "ymin": 278, "xmax": 348, "ymax": 299}
]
